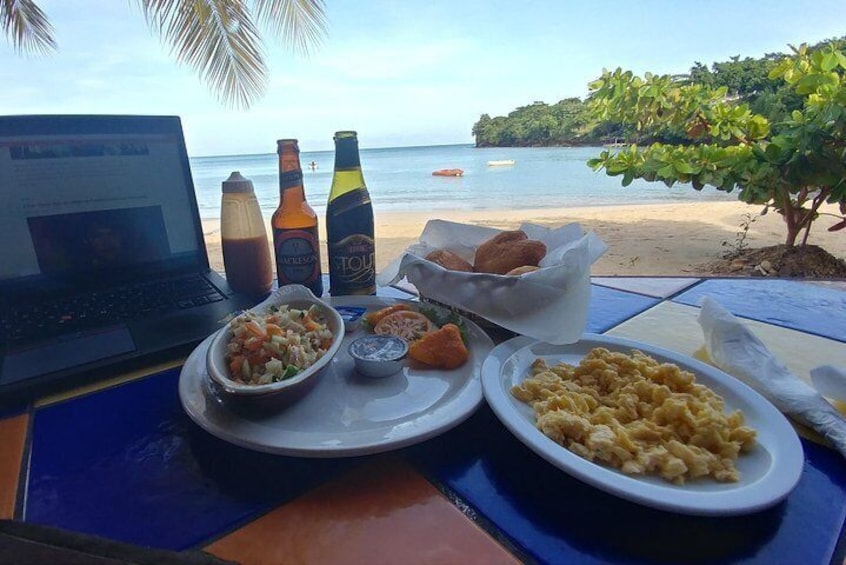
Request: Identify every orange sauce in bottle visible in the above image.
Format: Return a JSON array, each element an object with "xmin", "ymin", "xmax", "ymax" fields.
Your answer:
[{"xmin": 222, "ymin": 235, "xmax": 273, "ymax": 298}]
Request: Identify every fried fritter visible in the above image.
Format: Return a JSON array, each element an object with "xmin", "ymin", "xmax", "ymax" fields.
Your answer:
[
  {"xmin": 425, "ymin": 249, "xmax": 474, "ymax": 272},
  {"xmin": 408, "ymin": 323, "xmax": 468, "ymax": 369},
  {"xmin": 473, "ymin": 230, "xmax": 547, "ymax": 275}
]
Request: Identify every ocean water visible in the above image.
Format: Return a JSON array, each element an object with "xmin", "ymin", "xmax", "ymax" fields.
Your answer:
[{"xmin": 189, "ymin": 144, "xmax": 736, "ymax": 219}]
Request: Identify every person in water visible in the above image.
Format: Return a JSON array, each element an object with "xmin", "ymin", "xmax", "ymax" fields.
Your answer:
[{"xmin": 309, "ymin": 161, "xmax": 318, "ymax": 170}]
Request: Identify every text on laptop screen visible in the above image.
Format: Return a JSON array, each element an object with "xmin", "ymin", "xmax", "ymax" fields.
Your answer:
[{"xmin": 0, "ymin": 116, "xmax": 206, "ymax": 286}]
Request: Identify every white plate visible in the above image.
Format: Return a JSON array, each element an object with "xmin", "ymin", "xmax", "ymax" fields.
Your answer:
[
  {"xmin": 179, "ymin": 296, "xmax": 494, "ymax": 457},
  {"xmin": 481, "ymin": 334, "xmax": 804, "ymax": 516}
]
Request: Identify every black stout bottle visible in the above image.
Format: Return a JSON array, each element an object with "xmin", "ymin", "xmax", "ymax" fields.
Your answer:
[{"xmin": 326, "ymin": 131, "xmax": 375, "ymax": 295}]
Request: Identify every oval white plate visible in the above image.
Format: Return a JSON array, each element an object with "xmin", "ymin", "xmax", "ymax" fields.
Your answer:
[
  {"xmin": 179, "ymin": 296, "xmax": 494, "ymax": 457},
  {"xmin": 481, "ymin": 334, "xmax": 804, "ymax": 516}
]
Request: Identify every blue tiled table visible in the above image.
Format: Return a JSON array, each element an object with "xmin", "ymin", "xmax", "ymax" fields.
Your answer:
[{"xmin": 2, "ymin": 276, "xmax": 845, "ymax": 565}]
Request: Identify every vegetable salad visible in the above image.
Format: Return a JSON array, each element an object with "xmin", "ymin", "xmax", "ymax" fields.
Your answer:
[{"xmin": 226, "ymin": 304, "xmax": 334, "ymax": 385}]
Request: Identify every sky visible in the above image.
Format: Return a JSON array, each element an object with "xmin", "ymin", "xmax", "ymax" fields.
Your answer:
[{"xmin": 2, "ymin": 1, "xmax": 844, "ymax": 157}]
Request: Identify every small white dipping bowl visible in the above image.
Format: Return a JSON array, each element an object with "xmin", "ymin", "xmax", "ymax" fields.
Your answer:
[
  {"xmin": 206, "ymin": 284, "xmax": 345, "ymax": 407},
  {"xmin": 348, "ymin": 334, "xmax": 408, "ymax": 378}
]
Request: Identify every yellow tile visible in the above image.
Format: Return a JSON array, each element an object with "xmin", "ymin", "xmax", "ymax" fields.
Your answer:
[
  {"xmin": 0, "ymin": 414, "xmax": 28, "ymax": 519},
  {"xmin": 607, "ymin": 302, "xmax": 706, "ymax": 358},
  {"xmin": 608, "ymin": 301, "xmax": 846, "ymax": 383},
  {"xmin": 35, "ymin": 357, "xmax": 185, "ymax": 408},
  {"xmin": 206, "ymin": 456, "xmax": 520, "ymax": 565}
]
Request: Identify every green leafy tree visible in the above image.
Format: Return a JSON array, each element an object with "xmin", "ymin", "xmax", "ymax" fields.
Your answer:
[
  {"xmin": 550, "ymin": 98, "xmax": 591, "ymax": 142},
  {"xmin": 1, "ymin": 0, "xmax": 326, "ymax": 109},
  {"xmin": 688, "ymin": 53, "xmax": 804, "ymax": 129},
  {"xmin": 586, "ymin": 42, "xmax": 846, "ymax": 247},
  {"xmin": 471, "ymin": 98, "xmax": 598, "ymax": 147}
]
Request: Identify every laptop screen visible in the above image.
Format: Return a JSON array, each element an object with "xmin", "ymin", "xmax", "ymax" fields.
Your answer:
[{"xmin": 0, "ymin": 115, "xmax": 208, "ymax": 294}]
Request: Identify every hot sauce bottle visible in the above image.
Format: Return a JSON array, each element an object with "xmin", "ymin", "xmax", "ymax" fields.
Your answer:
[{"xmin": 220, "ymin": 171, "xmax": 273, "ymax": 300}]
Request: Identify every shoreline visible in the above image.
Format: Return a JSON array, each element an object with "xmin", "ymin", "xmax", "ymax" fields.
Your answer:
[{"xmin": 202, "ymin": 201, "xmax": 845, "ymax": 277}]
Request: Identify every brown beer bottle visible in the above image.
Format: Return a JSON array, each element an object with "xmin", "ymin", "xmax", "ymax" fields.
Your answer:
[
  {"xmin": 271, "ymin": 139, "xmax": 323, "ymax": 296},
  {"xmin": 326, "ymin": 131, "xmax": 375, "ymax": 295}
]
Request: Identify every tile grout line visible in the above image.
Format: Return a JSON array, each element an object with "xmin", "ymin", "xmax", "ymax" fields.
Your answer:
[{"xmin": 411, "ymin": 461, "xmax": 537, "ymax": 565}]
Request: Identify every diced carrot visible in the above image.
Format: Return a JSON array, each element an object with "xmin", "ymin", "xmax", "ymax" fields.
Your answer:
[
  {"xmin": 228, "ymin": 355, "xmax": 244, "ymax": 376},
  {"xmin": 248, "ymin": 351, "xmax": 271, "ymax": 365},
  {"xmin": 266, "ymin": 323, "xmax": 283, "ymax": 336},
  {"xmin": 243, "ymin": 337, "xmax": 264, "ymax": 351},
  {"xmin": 244, "ymin": 319, "xmax": 266, "ymax": 338}
]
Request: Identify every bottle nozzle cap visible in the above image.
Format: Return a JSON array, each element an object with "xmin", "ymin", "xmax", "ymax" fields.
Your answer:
[{"xmin": 222, "ymin": 171, "xmax": 255, "ymax": 193}]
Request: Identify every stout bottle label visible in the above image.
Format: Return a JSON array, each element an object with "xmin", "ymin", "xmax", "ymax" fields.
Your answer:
[
  {"xmin": 273, "ymin": 226, "xmax": 322, "ymax": 295},
  {"xmin": 328, "ymin": 233, "xmax": 375, "ymax": 294}
]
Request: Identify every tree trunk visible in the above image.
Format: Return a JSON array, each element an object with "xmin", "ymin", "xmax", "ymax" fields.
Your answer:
[
  {"xmin": 784, "ymin": 222, "xmax": 799, "ymax": 246},
  {"xmin": 782, "ymin": 191, "xmax": 799, "ymax": 246}
]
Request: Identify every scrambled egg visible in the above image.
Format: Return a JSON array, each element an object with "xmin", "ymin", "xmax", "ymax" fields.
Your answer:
[{"xmin": 511, "ymin": 347, "xmax": 757, "ymax": 484}]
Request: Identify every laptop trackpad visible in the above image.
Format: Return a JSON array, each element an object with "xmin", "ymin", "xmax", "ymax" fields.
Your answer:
[{"xmin": 1, "ymin": 326, "xmax": 136, "ymax": 385}]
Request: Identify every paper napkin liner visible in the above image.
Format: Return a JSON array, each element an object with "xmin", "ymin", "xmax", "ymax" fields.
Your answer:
[{"xmin": 377, "ymin": 220, "xmax": 608, "ymax": 345}]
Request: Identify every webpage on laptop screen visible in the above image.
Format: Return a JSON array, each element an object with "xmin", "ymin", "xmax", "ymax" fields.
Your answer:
[{"xmin": 0, "ymin": 130, "xmax": 202, "ymax": 283}]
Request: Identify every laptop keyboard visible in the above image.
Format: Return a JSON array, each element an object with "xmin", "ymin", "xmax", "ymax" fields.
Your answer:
[{"xmin": 1, "ymin": 274, "xmax": 226, "ymax": 344}]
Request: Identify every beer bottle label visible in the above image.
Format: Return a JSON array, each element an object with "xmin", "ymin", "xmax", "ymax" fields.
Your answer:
[
  {"xmin": 279, "ymin": 170, "xmax": 304, "ymax": 189},
  {"xmin": 329, "ymin": 233, "xmax": 375, "ymax": 294},
  {"xmin": 273, "ymin": 227, "xmax": 321, "ymax": 288}
]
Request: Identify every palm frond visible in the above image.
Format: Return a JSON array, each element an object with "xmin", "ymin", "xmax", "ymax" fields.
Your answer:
[
  {"xmin": 1, "ymin": 0, "xmax": 56, "ymax": 55},
  {"xmin": 137, "ymin": 0, "xmax": 269, "ymax": 109},
  {"xmin": 253, "ymin": 0, "xmax": 326, "ymax": 56}
]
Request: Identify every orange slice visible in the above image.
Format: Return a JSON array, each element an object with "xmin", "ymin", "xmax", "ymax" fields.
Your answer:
[
  {"xmin": 365, "ymin": 304, "xmax": 412, "ymax": 327},
  {"xmin": 374, "ymin": 310, "xmax": 435, "ymax": 342}
]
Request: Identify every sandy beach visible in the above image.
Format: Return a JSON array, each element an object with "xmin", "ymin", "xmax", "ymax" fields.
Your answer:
[{"xmin": 202, "ymin": 201, "xmax": 845, "ymax": 277}]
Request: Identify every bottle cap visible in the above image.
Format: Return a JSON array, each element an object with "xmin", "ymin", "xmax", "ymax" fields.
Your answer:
[
  {"xmin": 222, "ymin": 171, "xmax": 254, "ymax": 194},
  {"xmin": 333, "ymin": 131, "xmax": 357, "ymax": 141},
  {"xmin": 333, "ymin": 133, "xmax": 361, "ymax": 169},
  {"xmin": 277, "ymin": 139, "xmax": 300, "ymax": 154}
]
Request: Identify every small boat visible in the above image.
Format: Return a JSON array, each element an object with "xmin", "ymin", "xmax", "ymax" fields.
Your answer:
[
  {"xmin": 432, "ymin": 168, "xmax": 464, "ymax": 177},
  {"xmin": 603, "ymin": 137, "xmax": 627, "ymax": 148},
  {"xmin": 487, "ymin": 159, "xmax": 515, "ymax": 166}
]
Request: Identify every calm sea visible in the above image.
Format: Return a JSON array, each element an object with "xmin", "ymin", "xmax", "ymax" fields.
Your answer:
[{"xmin": 189, "ymin": 144, "xmax": 735, "ymax": 219}]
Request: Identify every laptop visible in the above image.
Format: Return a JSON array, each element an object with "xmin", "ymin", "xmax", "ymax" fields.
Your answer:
[{"xmin": 0, "ymin": 115, "xmax": 257, "ymax": 404}]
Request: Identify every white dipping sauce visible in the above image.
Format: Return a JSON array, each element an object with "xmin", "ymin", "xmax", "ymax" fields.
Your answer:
[{"xmin": 348, "ymin": 335, "xmax": 408, "ymax": 378}]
